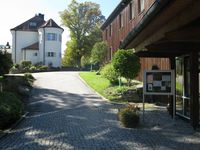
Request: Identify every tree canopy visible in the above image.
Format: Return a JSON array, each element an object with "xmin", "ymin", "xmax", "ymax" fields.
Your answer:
[
  {"xmin": 112, "ymin": 49, "xmax": 141, "ymax": 86},
  {"xmin": 91, "ymin": 41, "xmax": 108, "ymax": 66},
  {"xmin": 60, "ymin": 0, "xmax": 105, "ymax": 68}
]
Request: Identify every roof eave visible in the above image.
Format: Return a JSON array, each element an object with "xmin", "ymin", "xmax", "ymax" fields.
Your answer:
[
  {"xmin": 101, "ymin": 0, "xmax": 132, "ymax": 30},
  {"xmin": 120, "ymin": 0, "xmax": 172, "ymax": 49}
]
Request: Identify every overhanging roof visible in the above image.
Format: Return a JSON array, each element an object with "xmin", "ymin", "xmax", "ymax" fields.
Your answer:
[
  {"xmin": 136, "ymin": 18, "xmax": 200, "ymax": 58},
  {"xmin": 120, "ymin": 0, "xmax": 172, "ymax": 49},
  {"xmin": 22, "ymin": 42, "xmax": 39, "ymax": 50}
]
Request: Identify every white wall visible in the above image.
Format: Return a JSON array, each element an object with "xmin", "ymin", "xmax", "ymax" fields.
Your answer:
[
  {"xmin": 11, "ymin": 30, "xmax": 38, "ymax": 64},
  {"xmin": 39, "ymin": 27, "xmax": 63, "ymax": 67},
  {"xmin": 22, "ymin": 50, "xmax": 39, "ymax": 65},
  {"xmin": 11, "ymin": 27, "xmax": 63, "ymax": 67}
]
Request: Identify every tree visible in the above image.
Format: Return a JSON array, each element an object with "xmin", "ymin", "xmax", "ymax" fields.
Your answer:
[
  {"xmin": 0, "ymin": 50, "xmax": 13, "ymax": 76},
  {"xmin": 91, "ymin": 41, "xmax": 108, "ymax": 66},
  {"xmin": 112, "ymin": 49, "xmax": 141, "ymax": 86},
  {"xmin": 62, "ymin": 39, "xmax": 79, "ymax": 67},
  {"xmin": 60, "ymin": 0, "xmax": 105, "ymax": 68}
]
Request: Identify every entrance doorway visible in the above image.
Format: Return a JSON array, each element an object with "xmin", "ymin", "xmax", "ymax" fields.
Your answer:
[{"xmin": 176, "ymin": 56, "xmax": 190, "ymax": 118}]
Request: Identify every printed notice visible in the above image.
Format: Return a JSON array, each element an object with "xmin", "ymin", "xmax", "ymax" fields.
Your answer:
[
  {"xmin": 162, "ymin": 75, "xmax": 171, "ymax": 81},
  {"xmin": 153, "ymin": 81, "xmax": 161, "ymax": 87},
  {"xmin": 148, "ymin": 84, "xmax": 153, "ymax": 91}
]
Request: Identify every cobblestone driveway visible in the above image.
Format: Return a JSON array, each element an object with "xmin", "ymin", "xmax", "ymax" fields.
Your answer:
[{"xmin": 0, "ymin": 72, "xmax": 199, "ymax": 150}]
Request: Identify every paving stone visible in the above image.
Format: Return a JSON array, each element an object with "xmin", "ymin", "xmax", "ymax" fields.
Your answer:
[{"xmin": 0, "ymin": 72, "xmax": 199, "ymax": 150}]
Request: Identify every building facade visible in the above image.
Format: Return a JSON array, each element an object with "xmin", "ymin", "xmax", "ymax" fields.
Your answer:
[
  {"xmin": 101, "ymin": 0, "xmax": 169, "ymax": 81},
  {"xmin": 101, "ymin": 0, "xmax": 200, "ymax": 128},
  {"xmin": 11, "ymin": 14, "xmax": 64, "ymax": 67}
]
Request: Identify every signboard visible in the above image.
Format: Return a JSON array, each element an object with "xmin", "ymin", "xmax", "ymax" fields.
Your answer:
[
  {"xmin": 142, "ymin": 70, "xmax": 175, "ymax": 120},
  {"xmin": 143, "ymin": 70, "xmax": 175, "ymax": 95}
]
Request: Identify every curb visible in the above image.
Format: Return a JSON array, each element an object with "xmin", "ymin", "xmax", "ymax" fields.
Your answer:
[
  {"xmin": 0, "ymin": 112, "xmax": 29, "ymax": 139},
  {"xmin": 78, "ymin": 73, "xmax": 126, "ymax": 106}
]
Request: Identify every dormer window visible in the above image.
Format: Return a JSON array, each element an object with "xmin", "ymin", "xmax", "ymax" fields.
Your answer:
[{"xmin": 29, "ymin": 22, "xmax": 37, "ymax": 27}]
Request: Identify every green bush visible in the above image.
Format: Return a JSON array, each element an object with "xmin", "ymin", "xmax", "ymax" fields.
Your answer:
[
  {"xmin": 9, "ymin": 66, "xmax": 19, "ymax": 74},
  {"xmin": 0, "ymin": 51, "xmax": 13, "ymax": 75},
  {"xmin": 118, "ymin": 105, "xmax": 140, "ymax": 128},
  {"xmin": 24, "ymin": 73, "xmax": 35, "ymax": 85},
  {"xmin": 101, "ymin": 63, "xmax": 118, "ymax": 85},
  {"xmin": 20, "ymin": 61, "xmax": 32, "ymax": 69},
  {"xmin": 112, "ymin": 49, "xmax": 141, "ymax": 86},
  {"xmin": 0, "ymin": 92, "xmax": 24, "ymax": 129},
  {"xmin": 29, "ymin": 66, "xmax": 37, "ymax": 72},
  {"xmin": 38, "ymin": 65, "xmax": 48, "ymax": 71}
]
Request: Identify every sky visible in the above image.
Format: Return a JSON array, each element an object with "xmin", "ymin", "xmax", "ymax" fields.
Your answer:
[{"xmin": 0, "ymin": 0, "xmax": 121, "ymax": 53}]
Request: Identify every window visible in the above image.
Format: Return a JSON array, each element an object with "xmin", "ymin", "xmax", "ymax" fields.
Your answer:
[
  {"xmin": 138, "ymin": 0, "xmax": 145, "ymax": 13},
  {"xmin": 129, "ymin": 1, "xmax": 135, "ymax": 20},
  {"xmin": 176, "ymin": 56, "xmax": 191, "ymax": 118},
  {"xmin": 119, "ymin": 13, "xmax": 124, "ymax": 28},
  {"xmin": 46, "ymin": 33, "xmax": 57, "ymax": 41},
  {"xmin": 59, "ymin": 34, "xmax": 62, "ymax": 42},
  {"xmin": 109, "ymin": 47, "xmax": 112, "ymax": 60},
  {"xmin": 47, "ymin": 52, "xmax": 56, "ymax": 57},
  {"xmin": 33, "ymin": 52, "xmax": 38, "ymax": 56},
  {"xmin": 105, "ymin": 29, "xmax": 108, "ymax": 39},
  {"xmin": 29, "ymin": 22, "xmax": 37, "ymax": 27},
  {"xmin": 109, "ymin": 24, "xmax": 112, "ymax": 37}
]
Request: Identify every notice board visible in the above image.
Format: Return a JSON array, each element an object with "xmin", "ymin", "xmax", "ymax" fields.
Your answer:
[{"xmin": 143, "ymin": 70, "xmax": 175, "ymax": 95}]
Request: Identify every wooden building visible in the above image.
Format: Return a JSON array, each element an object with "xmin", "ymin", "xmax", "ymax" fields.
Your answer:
[{"xmin": 101, "ymin": 0, "xmax": 200, "ymax": 129}]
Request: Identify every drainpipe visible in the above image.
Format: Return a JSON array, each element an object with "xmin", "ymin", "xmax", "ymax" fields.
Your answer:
[
  {"xmin": 120, "ymin": 0, "xmax": 171, "ymax": 49},
  {"xmin": 15, "ymin": 30, "xmax": 17, "ymax": 63},
  {"xmin": 43, "ymin": 28, "xmax": 46, "ymax": 65}
]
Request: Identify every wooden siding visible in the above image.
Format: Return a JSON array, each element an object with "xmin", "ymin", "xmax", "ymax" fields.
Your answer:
[
  {"xmin": 102, "ymin": 0, "xmax": 170, "ymax": 81},
  {"xmin": 103, "ymin": 0, "xmax": 156, "ymax": 51}
]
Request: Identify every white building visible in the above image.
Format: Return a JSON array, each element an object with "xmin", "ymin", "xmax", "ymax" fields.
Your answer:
[{"xmin": 11, "ymin": 13, "xmax": 64, "ymax": 67}]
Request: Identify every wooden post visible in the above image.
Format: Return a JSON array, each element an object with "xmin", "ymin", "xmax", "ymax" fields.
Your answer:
[
  {"xmin": 170, "ymin": 57, "xmax": 175, "ymax": 118},
  {"xmin": 190, "ymin": 51, "xmax": 199, "ymax": 129}
]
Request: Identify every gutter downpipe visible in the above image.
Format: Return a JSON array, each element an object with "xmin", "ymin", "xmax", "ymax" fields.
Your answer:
[
  {"xmin": 120, "ymin": 0, "xmax": 171, "ymax": 49},
  {"xmin": 15, "ymin": 30, "xmax": 17, "ymax": 63},
  {"xmin": 43, "ymin": 28, "xmax": 46, "ymax": 65}
]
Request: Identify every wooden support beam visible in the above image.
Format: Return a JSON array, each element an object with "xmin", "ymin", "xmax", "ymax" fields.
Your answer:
[
  {"xmin": 190, "ymin": 51, "xmax": 199, "ymax": 129},
  {"xmin": 165, "ymin": 27, "xmax": 200, "ymax": 42},
  {"xmin": 170, "ymin": 57, "xmax": 176, "ymax": 118},
  {"xmin": 146, "ymin": 41, "xmax": 200, "ymax": 51}
]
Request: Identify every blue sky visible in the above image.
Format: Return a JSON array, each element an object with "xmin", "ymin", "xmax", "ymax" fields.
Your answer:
[{"xmin": 0, "ymin": 0, "xmax": 120, "ymax": 52}]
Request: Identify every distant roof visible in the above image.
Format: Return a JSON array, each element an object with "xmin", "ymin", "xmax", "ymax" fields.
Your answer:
[
  {"xmin": 11, "ymin": 14, "xmax": 45, "ymax": 31},
  {"xmin": 11, "ymin": 14, "xmax": 64, "ymax": 32},
  {"xmin": 40, "ymin": 19, "xmax": 64, "ymax": 31},
  {"xmin": 22, "ymin": 42, "xmax": 39, "ymax": 50}
]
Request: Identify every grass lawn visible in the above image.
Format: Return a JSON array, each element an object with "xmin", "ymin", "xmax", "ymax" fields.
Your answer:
[
  {"xmin": 79, "ymin": 72, "xmax": 155, "ymax": 109},
  {"xmin": 79, "ymin": 72, "xmax": 110, "ymax": 98}
]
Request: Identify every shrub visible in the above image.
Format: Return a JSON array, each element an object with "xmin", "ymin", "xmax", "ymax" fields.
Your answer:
[
  {"xmin": 38, "ymin": 65, "xmax": 48, "ymax": 71},
  {"xmin": 0, "ymin": 92, "xmax": 24, "ymax": 129},
  {"xmin": 101, "ymin": 63, "xmax": 118, "ymax": 85},
  {"xmin": 3, "ymin": 75, "xmax": 33, "ymax": 97},
  {"xmin": 9, "ymin": 66, "xmax": 19, "ymax": 74},
  {"xmin": 29, "ymin": 66, "xmax": 37, "ymax": 72},
  {"xmin": 24, "ymin": 73, "xmax": 35, "ymax": 85},
  {"xmin": 118, "ymin": 104, "xmax": 140, "ymax": 128},
  {"xmin": 0, "ymin": 51, "xmax": 13, "ymax": 75},
  {"xmin": 20, "ymin": 61, "xmax": 32, "ymax": 72},
  {"xmin": 112, "ymin": 49, "xmax": 141, "ymax": 86}
]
